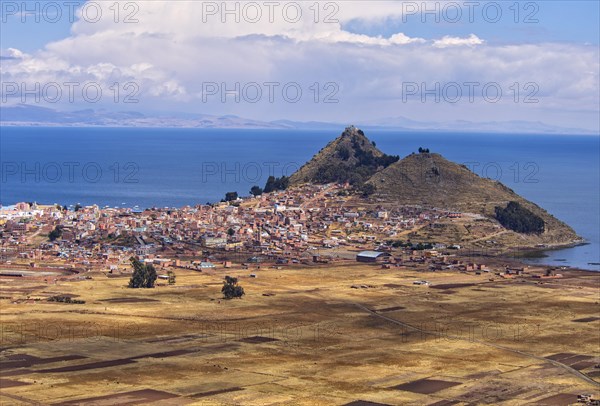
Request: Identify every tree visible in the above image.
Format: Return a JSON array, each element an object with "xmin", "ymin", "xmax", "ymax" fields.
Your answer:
[
  {"xmin": 264, "ymin": 176, "xmax": 276, "ymax": 193},
  {"xmin": 250, "ymin": 186, "xmax": 263, "ymax": 196},
  {"xmin": 338, "ymin": 145, "xmax": 351, "ymax": 160},
  {"xmin": 48, "ymin": 226, "xmax": 63, "ymax": 241},
  {"xmin": 221, "ymin": 276, "xmax": 245, "ymax": 299},
  {"xmin": 74, "ymin": 204, "xmax": 83, "ymax": 212},
  {"xmin": 264, "ymin": 176, "xmax": 289, "ymax": 193},
  {"xmin": 358, "ymin": 183, "xmax": 376, "ymax": 197},
  {"xmin": 128, "ymin": 257, "xmax": 158, "ymax": 288},
  {"xmin": 418, "ymin": 147, "xmax": 430, "ymax": 153},
  {"xmin": 167, "ymin": 270, "xmax": 176, "ymax": 285},
  {"xmin": 224, "ymin": 191, "xmax": 238, "ymax": 202},
  {"xmin": 495, "ymin": 201, "xmax": 544, "ymax": 234},
  {"xmin": 227, "ymin": 228, "xmax": 235, "ymax": 237}
]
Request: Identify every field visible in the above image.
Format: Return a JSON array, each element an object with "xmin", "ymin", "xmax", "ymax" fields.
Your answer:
[{"xmin": 1, "ymin": 261, "xmax": 599, "ymax": 405}]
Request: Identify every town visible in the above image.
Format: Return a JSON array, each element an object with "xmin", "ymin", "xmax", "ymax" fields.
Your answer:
[{"xmin": 1, "ymin": 182, "xmax": 533, "ymax": 278}]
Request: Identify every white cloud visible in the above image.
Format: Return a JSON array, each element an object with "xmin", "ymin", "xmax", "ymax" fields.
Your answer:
[
  {"xmin": 6, "ymin": 48, "xmax": 25, "ymax": 59},
  {"xmin": 433, "ymin": 34, "xmax": 485, "ymax": 48},
  {"xmin": 1, "ymin": 1, "xmax": 598, "ymax": 131}
]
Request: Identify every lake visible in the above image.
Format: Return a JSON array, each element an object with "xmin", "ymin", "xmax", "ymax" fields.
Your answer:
[{"xmin": 1, "ymin": 126, "xmax": 598, "ymax": 270}]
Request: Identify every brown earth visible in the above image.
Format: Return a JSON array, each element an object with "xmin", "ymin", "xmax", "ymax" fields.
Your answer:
[{"xmin": 0, "ymin": 262, "xmax": 598, "ymax": 405}]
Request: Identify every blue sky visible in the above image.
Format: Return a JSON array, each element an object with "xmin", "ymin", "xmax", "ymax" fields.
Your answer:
[
  {"xmin": 3, "ymin": 1, "xmax": 599, "ymax": 52},
  {"xmin": 345, "ymin": 1, "xmax": 600, "ymax": 44},
  {"xmin": 1, "ymin": 1, "xmax": 599, "ymax": 132}
]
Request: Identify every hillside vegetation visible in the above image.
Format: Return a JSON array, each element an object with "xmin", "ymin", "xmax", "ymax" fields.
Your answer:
[
  {"xmin": 495, "ymin": 201, "xmax": 545, "ymax": 234},
  {"xmin": 289, "ymin": 126, "xmax": 399, "ymax": 186}
]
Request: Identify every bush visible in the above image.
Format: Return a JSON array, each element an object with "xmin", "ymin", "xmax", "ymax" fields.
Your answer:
[
  {"xmin": 495, "ymin": 201, "xmax": 544, "ymax": 234},
  {"xmin": 48, "ymin": 295, "xmax": 85, "ymax": 304},
  {"xmin": 388, "ymin": 240, "xmax": 410, "ymax": 248}
]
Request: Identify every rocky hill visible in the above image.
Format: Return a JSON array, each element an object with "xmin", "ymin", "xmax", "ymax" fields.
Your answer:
[
  {"xmin": 368, "ymin": 152, "xmax": 517, "ymax": 211},
  {"xmin": 366, "ymin": 152, "xmax": 580, "ymax": 246},
  {"xmin": 289, "ymin": 127, "xmax": 581, "ymax": 248},
  {"xmin": 289, "ymin": 126, "xmax": 399, "ymax": 186}
]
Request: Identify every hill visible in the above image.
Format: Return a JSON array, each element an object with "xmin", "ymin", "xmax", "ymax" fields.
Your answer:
[
  {"xmin": 367, "ymin": 151, "xmax": 580, "ymax": 246},
  {"xmin": 289, "ymin": 126, "xmax": 399, "ymax": 186},
  {"xmin": 289, "ymin": 127, "xmax": 580, "ymax": 248}
]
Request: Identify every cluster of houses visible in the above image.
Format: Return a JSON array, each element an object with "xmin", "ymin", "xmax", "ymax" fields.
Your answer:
[{"xmin": 1, "ymin": 184, "xmax": 477, "ymax": 273}]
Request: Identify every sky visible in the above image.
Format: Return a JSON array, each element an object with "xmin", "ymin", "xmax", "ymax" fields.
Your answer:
[{"xmin": 1, "ymin": 0, "xmax": 599, "ymax": 132}]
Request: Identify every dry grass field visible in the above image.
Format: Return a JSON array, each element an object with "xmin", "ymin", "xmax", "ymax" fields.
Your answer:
[{"xmin": 1, "ymin": 262, "xmax": 599, "ymax": 405}]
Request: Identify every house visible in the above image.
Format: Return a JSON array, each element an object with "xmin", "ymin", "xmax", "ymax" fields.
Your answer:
[
  {"xmin": 201, "ymin": 235, "xmax": 227, "ymax": 247},
  {"xmin": 424, "ymin": 250, "xmax": 440, "ymax": 258},
  {"xmin": 135, "ymin": 245, "xmax": 155, "ymax": 257},
  {"xmin": 356, "ymin": 251, "xmax": 392, "ymax": 263}
]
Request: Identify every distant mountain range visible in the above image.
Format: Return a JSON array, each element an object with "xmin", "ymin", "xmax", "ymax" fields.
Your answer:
[
  {"xmin": 0, "ymin": 104, "xmax": 594, "ymax": 134},
  {"xmin": 0, "ymin": 105, "xmax": 286, "ymax": 129}
]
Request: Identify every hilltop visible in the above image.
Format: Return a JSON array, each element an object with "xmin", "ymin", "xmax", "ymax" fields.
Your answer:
[
  {"xmin": 368, "ymin": 151, "xmax": 530, "ymax": 212},
  {"xmin": 289, "ymin": 126, "xmax": 399, "ymax": 186}
]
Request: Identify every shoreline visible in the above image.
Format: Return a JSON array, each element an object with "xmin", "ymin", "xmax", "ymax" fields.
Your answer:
[{"xmin": 513, "ymin": 240, "xmax": 599, "ymax": 271}]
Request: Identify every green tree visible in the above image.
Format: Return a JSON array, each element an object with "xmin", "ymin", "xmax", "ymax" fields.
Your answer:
[
  {"xmin": 128, "ymin": 257, "xmax": 158, "ymax": 288},
  {"xmin": 222, "ymin": 276, "xmax": 245, "ymax": 299},
  {"xmin": 338, "ymin": 145, "xmax": 351, "ymax": 160},
  {"xmin": 227, "ymin": 228, "xmax": 235, "ymax": 237},
  {"xmin": 250, "ymin": 185, "xmax": 263, "ymax": 196},
  {"xmin": 224, "ymin": 191, "xmax": 238, "ymax": 202},
  {"xmin": 48, "ymin": 226, "xmax": 63, "ymax": 241},
  {"xmin": 264, "ymin": 176, "xmax": 289, "ymax": 193},
  {"xmin": 264, "ymin": 176, "xmax": 277, "ymax": 193},
  {"xmin": 495, "ymin": 201, "xmax": 544, "ymax": 234},
  {"xmin": 358, "ymin": 183, "xmax": 376, "ymax": 197}
]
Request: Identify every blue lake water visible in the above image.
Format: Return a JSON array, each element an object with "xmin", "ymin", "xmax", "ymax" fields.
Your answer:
[{"xmin": 1, "ymin": 127, "xmax": 598, "ymax": 270}]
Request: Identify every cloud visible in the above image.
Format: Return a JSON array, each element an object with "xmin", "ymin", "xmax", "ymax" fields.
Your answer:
[
  {"xmin": 1, "ymin": 1, "xmax": 598, "ymax": 131},
  {"xmin": 6, "ymin": 48, "xmax": 25, "ymax": 58},
  {"xmin": 433, "ymin": 34, "xmax": 485, "ymax": 48}
]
